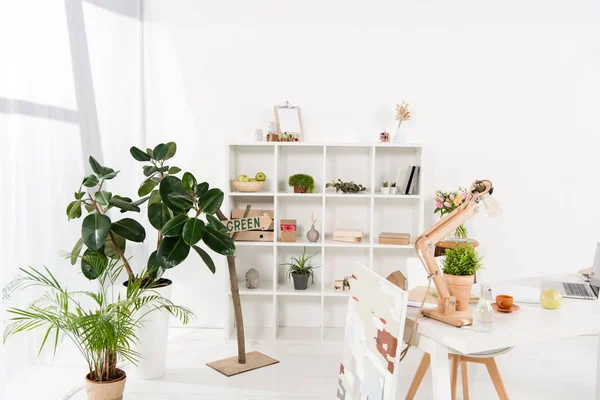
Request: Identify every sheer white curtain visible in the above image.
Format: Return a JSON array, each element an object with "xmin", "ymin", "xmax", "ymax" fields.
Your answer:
[{"xmin": 0, "ymin": 1, "xmax": 142, "ymax": 396}]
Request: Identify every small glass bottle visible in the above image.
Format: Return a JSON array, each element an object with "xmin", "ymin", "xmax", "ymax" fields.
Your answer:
[{"xmin": 473, "ymin": 285, "xmax": 495, "ymax": 332}]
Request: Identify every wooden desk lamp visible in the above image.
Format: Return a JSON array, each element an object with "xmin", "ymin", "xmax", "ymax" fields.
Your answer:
[{"xmin": 414, "ymin": 180, "xmax": 502, "ymax": 327}]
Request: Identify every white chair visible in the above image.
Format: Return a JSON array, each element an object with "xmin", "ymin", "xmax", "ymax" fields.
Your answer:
[{"xmin": 390, "ymin": 258, "xmax": 511, "ymax": 400}]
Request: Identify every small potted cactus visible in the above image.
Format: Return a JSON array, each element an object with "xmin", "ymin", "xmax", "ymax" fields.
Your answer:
[
  {"xmin": 390, "ymin": 182, "xmax": 398, "ymax": 194},
  {"xmin": 381, "ymin": 181, "xmax": 390, "ymax": 194}
]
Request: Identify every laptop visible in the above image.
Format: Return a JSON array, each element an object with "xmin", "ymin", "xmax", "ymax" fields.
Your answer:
[{"xmin": 542, "ymin": 242, "xmax": 600, "ymax": 300}]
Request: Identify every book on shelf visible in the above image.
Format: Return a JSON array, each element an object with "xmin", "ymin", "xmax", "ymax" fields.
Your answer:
[
  {"xmin": 378, "ymin": 232, "xmax": 411, "ymax": 245},
  {"xmin": 402, "ymin": 165, "xmax": 420, "ymax": 195},
  {"xmin": 333, "ymin": 229, "xmax": 363, "ymax": 243}
]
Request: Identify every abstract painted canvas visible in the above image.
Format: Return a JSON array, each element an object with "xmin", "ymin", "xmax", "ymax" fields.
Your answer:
[{"xmin": 337, "ymin": 263, "xmax": 408, "ymax": 400}]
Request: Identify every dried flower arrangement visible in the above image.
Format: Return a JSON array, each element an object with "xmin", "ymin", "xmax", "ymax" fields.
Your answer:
[{"xmin": 395, "ymin": 102, "xmax": 411, "ymax": 129}]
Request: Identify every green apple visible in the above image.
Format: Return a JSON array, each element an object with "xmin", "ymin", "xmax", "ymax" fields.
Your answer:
[
  {"xmin": 237, "ymin": 174, "xmax": 249, "ymax": 182},
  {"xmin": 249, "ymin": 178, "xmax": 257, "ymax": 182},
  {"xmin": 255, "ymin": 172, "xmax": 267, "ymax": 182},
  {"xmin": 540, "ymin": 288, "xmax": 562, "ymax": 310}
]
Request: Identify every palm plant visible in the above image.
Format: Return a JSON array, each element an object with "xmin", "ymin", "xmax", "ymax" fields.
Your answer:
[
  {"xmin": 3, "ymin": 257, "xmax": 193, "ymax": 382},
  {"xmin": 281, "ymin": 247, "xmax": 320, "ymax": 285}
]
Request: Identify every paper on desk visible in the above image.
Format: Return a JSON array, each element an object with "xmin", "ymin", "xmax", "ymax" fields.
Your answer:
[
  {"xmin": 408, "ymin": 286, "xmax": 438, "ymax": 309},
  {"xmin": 491, "ymin": 284, "xmax": 541, "ymax": 303}
]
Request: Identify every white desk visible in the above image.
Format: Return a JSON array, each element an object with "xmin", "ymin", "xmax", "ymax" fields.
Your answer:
[{"xmin": 403, "ymin": 274, "xmax": 600, "ymax": 400}]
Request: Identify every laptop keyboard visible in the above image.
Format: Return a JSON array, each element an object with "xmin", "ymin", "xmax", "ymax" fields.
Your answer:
[{"xmin": 563, "ymin": 282, "xmax": 593, "ymax": 298}]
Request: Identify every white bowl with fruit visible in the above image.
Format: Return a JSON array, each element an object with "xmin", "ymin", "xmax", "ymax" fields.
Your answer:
[{"xmin": 232, "ymin": 172, "xmax": 267, "ymax": 192}]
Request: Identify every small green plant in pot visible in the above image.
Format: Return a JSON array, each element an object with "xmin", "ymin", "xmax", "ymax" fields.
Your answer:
[
  {"xmin": 441, "ymin": 244, "xmax": 483, "ymax": 311},
  {"xmin": 280, "ymin": 247, "xmax": 320, "ymax": 290},
  {"xmin": 381, "ymin": 181, "xmax": 390, "ymax": 194},
  {"xmin": 288, "ymin": 174, "xmax": 315, "ymax": 193}
]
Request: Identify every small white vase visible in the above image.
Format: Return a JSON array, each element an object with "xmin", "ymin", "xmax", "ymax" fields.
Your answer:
[
  {"xmin": 393, "ymin": 127, "xmax": 407, "ymax": 143},
  {"xmin": 130, "ymin": 281, "xmax": 173, "ymax": 380},
  {"xmin": 381, "ymin": 187, "xmax": 390, "ymax": 194},
  {"xmin": 390, "ymin": 187, "xmax": 398, "ymax": 194}
]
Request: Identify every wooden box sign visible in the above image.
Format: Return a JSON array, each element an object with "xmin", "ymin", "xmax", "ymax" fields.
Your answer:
[
  {"xmin": 378, "ymin": 232, "xmax": 411, "ymax": 245},
  {"xmin": 231, "ymin": 210, "xmax": 275, "ymax": 230},
  {"xmin": 230, "ymin": 209, "xmax": 275, "ymax": 242},
  {"xmin": 280, "ymin": 219, "xmax": 296, "ymax": 243}
]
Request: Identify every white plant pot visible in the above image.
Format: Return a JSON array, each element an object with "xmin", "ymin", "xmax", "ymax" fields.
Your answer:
[
  {"xmin": 381, "ymin": 187, "xmax": 390, "ymax": 194},
  {"xmin": 390, "ymin": 187, "xmax": 398, "ymax": 194},
  {"xmin": 130, "ymin": 280, "xmax": 172, "ymax": 380}
]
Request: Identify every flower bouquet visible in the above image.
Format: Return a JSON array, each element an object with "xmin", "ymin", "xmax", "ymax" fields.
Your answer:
[{"xmin": 434, "ymin": 187, "xmax": 469, "ymax": 241}]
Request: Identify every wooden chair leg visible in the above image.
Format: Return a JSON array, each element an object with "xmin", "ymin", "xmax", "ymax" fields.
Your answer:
[
  {"xmin": 484, "ymin": 358, "xmax": 509, "ymax": 400},
  {"xmin": 449, "ymin": 355, "xmax": 460, "ymax": 400},
  {"xmin": 461, "ymin": 360, "xmax": 469, "ymax": 400},
  {"xmin": 405, "ymin": 353, "xmax": 431, "ymax": 400}
]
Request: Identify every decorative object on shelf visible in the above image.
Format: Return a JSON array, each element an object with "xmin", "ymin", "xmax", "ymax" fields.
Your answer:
[
  {"xmin": 390, "ymin": 182, "xmax": 398, "ymax": 194},
  {"xmin": 378, "ymin": 232, "xmax": 411, "ymax": 245},
  {"xmin": 307, "ymin": 212, "xmax": 320, "ymax": 242},
  {"xmin": 281, "ymin": 247, "xmax": 320, "ymax": 290},
  {"xmin": 381, "ymin": 181, "xmax": 390, "ymax": 194},
  {"xmin": 441, "ymin": 244, "xmax": 483, "ymax": 311},
  {"xmin": 540, "ymin": 288, "xmax": 562, "ymax": 310},
  {"xmin": 230, "ymin": 209, "xmax": 275, "ymax": 242},
  {"xmin": 434, "ymin": 186, "xmax": 469, "ymax": 241},
  {"xmin": 255, "ymin": 129, "xmax": 264, "ymax": 141},
  {"xmin": 232, "ymin": 172, "xmax": 267, "ymax": 192},
  {"xmin": 326, "ymin": 179, "xmax": 367, "ymax": 194},
  {"xmin": 400, "ymin": 165, "xmax": 420, "ymax": 195},
  {"xmin": 267, "ymin": 133, "xmax": 279, "ymax": 142},
  {"xmin": 337, "ymin": 264, "xmax": 408, "ymax": 400},
  {"xmin": 280, "ymin": 219, "xmax": 297, "ymax": 242},
  {"xmin": 334, "ymin": 280, "xmax": 344, "ymax": 291},
  {"xmin": 333, "ymin": 229, "xmax": 363, "ymax": 243},
  {"xmin": 343, "ymin": 276, "xmax": 352, "ymax": 291},
  {"xmin": 393, "ymin": 101, "xmax": 411, "ymax": 143},
  {"xmin": 473, "ymin": 285, "xmax": 495, "ymax": 332},
  {"xmin": 379, "ymin": 130, "xmax": 391, "ymax": 142},
  {"xmin": 245, "ymin": 268, "xmax": 260, "ymax": 289},
  {"xmin": 288, "ymin": 173, "xmax": 315, "ymax": 193},
  {"xmin": 274, "ymin": 101, "xmax": 304, "ymax": 141}
]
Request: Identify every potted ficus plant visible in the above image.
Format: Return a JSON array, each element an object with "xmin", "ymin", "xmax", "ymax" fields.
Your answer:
[
  {"xmin": 441, "ymin": 244, "xmax": 483, "ymax": 311},
  {"xmin": 3, "ymin": 259, "xmax": 192, "ymax": 400},
  {"xmin": 67, "ymin": 143, "xmax": 235, "ymax": 379},
  {"xmin": 280, "ymin": 247, "xmax": 320, "ymax": 290},
  {"xmin": 288, "ymin": 173, "xmax": 315, "ymax": 193}
]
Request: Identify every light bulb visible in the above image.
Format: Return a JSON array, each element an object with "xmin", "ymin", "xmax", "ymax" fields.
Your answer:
[{"xmin": 480, "ymin": 193, "xmax": 503, "ymax": 217}]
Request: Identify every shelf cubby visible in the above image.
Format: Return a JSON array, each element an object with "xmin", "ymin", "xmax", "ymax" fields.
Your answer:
[
  {"xmin": 277, "ymin": 145, "xmax": 324, "ymax": 193},
  {"xmin": 276, "ymin": 296, "xmax": 322, "ymax": 341},
  {"xmin": 325, "ymin": 145, "xmax": 372, "ymax": 194}
]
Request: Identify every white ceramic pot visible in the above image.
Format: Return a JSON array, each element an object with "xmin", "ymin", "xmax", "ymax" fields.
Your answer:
[
  {"xmin": 381, "ymin": 187, "xmax": 390, "ymax": 194},
  {"xmin": 390, "ymin": 187, "xmax": 398, "ymax": 194},
  {"xmin": 130, "ymin": 280, "xmax": 173, "ymax": 380}
]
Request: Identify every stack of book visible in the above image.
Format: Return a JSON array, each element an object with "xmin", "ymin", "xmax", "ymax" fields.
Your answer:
[
  {"xmin": 333, "ymin": 229, "xmax": 363, "ymax": 243},
  {"xmin": 378, "ymin": 232, "xmax": 411, "ymax": 245},
  {"xmin": 400, "ymin": 165, "xmax": 420, "ymax": 195}
]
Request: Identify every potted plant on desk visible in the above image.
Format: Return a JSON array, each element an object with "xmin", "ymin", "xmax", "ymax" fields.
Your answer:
[
  {"xmin": 441, "ymin": 244, "xmax": 483, "ymax": 311},
  {"xmin": 288, "ymin": 174, "xmax": 315, "ymax": 193},
  {"xmin": 281, "ymin": 247, "xmax": 320, "ymax": 290}
]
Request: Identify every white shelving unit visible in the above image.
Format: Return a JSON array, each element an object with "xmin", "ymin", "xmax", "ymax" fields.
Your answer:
[{"xmin": 225, "ymin": 142, "xmax": 424, "ymax": 343}]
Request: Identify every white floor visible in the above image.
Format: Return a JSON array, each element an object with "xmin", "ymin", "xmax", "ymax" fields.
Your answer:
[{"xmin": 5, "ymin": 329, "xmax": 598, "ymax": 399}]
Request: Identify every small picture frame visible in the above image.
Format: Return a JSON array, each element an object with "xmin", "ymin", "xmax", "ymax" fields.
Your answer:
[
  {"xmin": 274, "ymin": 101, "xmax": 304, "ymax": 142},
  {"xmin": 334, "ymin": 280, "xmax": 344, "ymax": 292}
]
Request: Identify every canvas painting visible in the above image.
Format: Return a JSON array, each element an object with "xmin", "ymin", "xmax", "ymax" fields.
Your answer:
[{"xmin": 337, "ymin": 263, "xmax": 408, "ymax": 400}]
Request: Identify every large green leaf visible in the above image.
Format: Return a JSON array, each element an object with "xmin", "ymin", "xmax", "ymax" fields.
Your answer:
[
  {"xmin": 161, "ymin": 214, "xmax": 189, "ymax": 237},
  {"xmin": 131, "ymin": 195, "xmax": 150, "ymax": 207},
  {"xmin": 147, "ymin": 250, "xmax": 164, "ymax": 280},
  {"xmin": 108, "ymin": 197, "xmax": 140, "ymax": 213},
  {"xmin": 81, "ymin": 248, "xmax": 108, "ymax": 280},
  {"xmin": 164, "ymin": 142, "xmax": 177, "ymax": 160},
  {"xmin": 111, "ymin": 218, "xmax": 146, "ymax": 242},
  {"xmin": 148, "ymin": 202, "xmax": 172, "ymax": 230},
  {"xmin": 168, "ymin": 166, "xmax": 181, "ymax": 175},
  {"xmin": 202, "ymin": 225, "xmax": 235, "ymax": 256},
  {"xmin": 159, "ymin": 176, "xmax": 188, "ymax": 211},
  {"xmin": 66, "ymin": 201, "xmax": 82, "ymax": 220},
  {"xmin": 206, "ymin": 214, "xmax": 227, "ymax": 233},
  {"xmin": 148, "ymin": 190, "xmax": 162, "ymax": 205},
  {"xmin": 143, "ymin": 166, "xmax": 158, "ymax": 177},
  {"xmin": 182, "ymin": 172, "xmax": 197, "ymax": 192},
  {"xmin": 130, "ymin": 146, "xmax": 151, "ymax": 162},
  {"xmin": 195, "ymin": 182, "xmax": 209, "ymax": 197},
  {"xmin": 88, "ymin": 156, "xmax": 105, "ymax": 175},
  {"xmin": 183, "ymin": 218, "xmax": 205, "ymax": 246},
  {"xmin": 157, "ymin": 236, "xmax": 190, "ymax": 269},
  {"xmin": 70, "ymin": 238, "xmax": 83, "ymax": 265},
  {"xmin": 104, "ymin": 234, "xmax": 126, "ymax": 259},
  {"xmin": 153, "ymin": 143, "xmax": 167, "ymax": 160},
  {"xmin": 74, "ymin": 191, "xmax": 85, "ymax": 200},
  {"xmin": 192, "ymin": 245, "xmax": 216, "ymax": 274},
  {"xmin": 82, "ymin": 174, "xmax": 99, "ymax": 187},
  {"xmin": 197, "ymin": 188, "xmax": 224, "ymax": 215},
  {"xmin": 167, "ymin": 193, "xmax": 194, "ymax": 210},
  {"xmin": 81, "ymin": 214, "xmax": 111, "ymax": 250},
  {"xmin": 98, "ymin": 169, "xmax": 119, "ymax": 180},
  {"xmin": 146, "ymin": 148, "xmax": 154, "ymax": 158},
  {"xmin": 94, "ymin": 191, "xmax": 112, "ymax": 206}
]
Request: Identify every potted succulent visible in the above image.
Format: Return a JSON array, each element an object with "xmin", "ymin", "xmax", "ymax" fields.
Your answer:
[
  {"xmin": 441, "ymin": 245, "xmax": 483, "ymax": 311},
  {"xmin": 381, "ymin": 181, "xmax": 390, "ymax": 194},
  {"xmin": 280, "ymin": 247, "xmax": 320, "ymax": 290},
  {"xmin": 288, "ymin": 173, "xmax": 315, "ymax": 193},
  {"xmin": 390, "ymin": 182, "xmax": 398, "ymax": 194},
  {"xmin": 3, "ymin": 261, "xmax": 192, "ymax": 400}
]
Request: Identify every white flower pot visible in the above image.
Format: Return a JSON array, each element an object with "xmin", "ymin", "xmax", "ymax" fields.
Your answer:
[
  {"xmin": 130, "ymin": 280, "xmax": 172, "ymax": 380},
  {"xmin": 390, "ymin": 187, "xmax": 398, "ymax": 194},
  {"xmin": 381, "ymin": 187, "xmax": 390, "ymax": 194}
]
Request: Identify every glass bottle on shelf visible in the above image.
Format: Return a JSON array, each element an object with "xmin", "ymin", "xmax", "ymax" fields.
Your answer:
[{"xmin": 473, "ymin": 284, "xmax": 495, "ymax": 333}]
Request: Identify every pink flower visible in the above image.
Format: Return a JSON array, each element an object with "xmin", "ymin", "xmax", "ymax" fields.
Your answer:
[
  {"xmin": 435, "ymin": 201, "xmax": 443, "ymax": 208},
  {"xmin": 449, "ymin": 194, "xmax": 455, "ymax": 200},
  {"xmin": 437, "ymin": 196, "xmax": 443, "ymax": 201},
  {"xmin": 444, "ymin": 202, "xmax": 451, "ymax": 208},
  {"xmin": 462, "ymin": 192, "xmax": 467, "ymax": 199}
]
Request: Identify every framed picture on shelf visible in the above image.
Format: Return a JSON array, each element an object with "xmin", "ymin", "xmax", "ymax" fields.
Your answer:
[{"xmin": 274, "ymin": 101, "xmax": 304, "ymax": 142}]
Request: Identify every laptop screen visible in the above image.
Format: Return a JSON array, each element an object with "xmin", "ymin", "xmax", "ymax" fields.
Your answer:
[{"xmin": 590, "ymin": 241, "xmax": 600, "ymax": 288}]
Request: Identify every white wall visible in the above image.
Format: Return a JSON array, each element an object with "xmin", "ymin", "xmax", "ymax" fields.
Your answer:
[{"xmin": 141, "ymin": 0, "xmax": 600, "ymax": 328}]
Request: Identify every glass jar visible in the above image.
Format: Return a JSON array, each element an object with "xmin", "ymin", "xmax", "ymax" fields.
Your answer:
[{"xmin": 473, "ymin": 285, "xmax": 495, "ymax": 332}]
